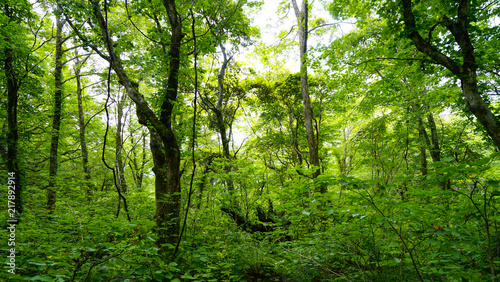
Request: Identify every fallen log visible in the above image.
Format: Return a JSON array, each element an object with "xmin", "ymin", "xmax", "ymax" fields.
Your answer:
[{"xmin": 221, "ymin": 207, "xmax": 291, "ymax": 241}]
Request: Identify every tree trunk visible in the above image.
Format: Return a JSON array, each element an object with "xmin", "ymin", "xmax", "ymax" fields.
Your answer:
[
  {"xmin": 47, "ymin": 16, "xmax": 65, "ymax": 213},
  {"xmin": 215, "ymin": 45, "xmax": 235, "ymax": 194},
  {"xmin": 289, "ymin": 117, "xmax": 303, "ymax": 166},
  {"xmin": 291, "ymin": 0, "xmax": 323, "ymax": 192},
  {"xmin": 115, "ymin": 92, "xmax": 127, "ymax": 195},
  {"xmin": 4, "ymin": 3, "xmax": 23, "ymax": 214},
  {"xmin": 139, "ymin": 134, "xmax": 146, "ymax": 188},
  {"xmin": 216, "ymin": 45, "xmax": 231, "ymax": 160},
  {"xmin": 415, "ymin": 111, "xmax": 441, "ymax": 163},
  {"xmin": 197, "ymin": 154, "xmax": 215, "ymax": 209},
  {"xmin": 89, "ymin": 0, "xmax": 183, "ymax": 248},
  {"xmin": 115, "ymin": 92, "xmax": 128, "ymax": 215},
  {"xmin": 129, "ymin": 132, "xmax": 146, "ymax": 189},
  {"xmin": 413, "ymin": 104, "xmax": 445, "ymax": 188},
  {"xmin": 402, "ymin": 0, "xmax": 500, "ymax": 150},
  {"xmin": 426, "ymin": 111, "xmax": 441, "ymax": 162},
  {"xmin": 75, "ymin": 54, "xmax": 92, "ymax": 201},
  {"xmin": 156, "ymin": 0, "xmax": 183, "ymax": 247},
  {"xmin": 418, "ymin": 132, "xmax": 428, "ymax": 176},
  {"xmin": 149, "ymin": 129, "xmax": 181, "ymax": 246}
]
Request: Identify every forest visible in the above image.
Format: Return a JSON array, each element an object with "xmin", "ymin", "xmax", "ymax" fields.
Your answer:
[{"xmin": 1, "ymin": 0, "xmax": 500, "ymax": 281}]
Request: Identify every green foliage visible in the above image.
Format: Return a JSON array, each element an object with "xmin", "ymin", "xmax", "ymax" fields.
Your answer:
[{"xmin": 2, "ymin": 0, "xmax": 500, "ymax": 281}]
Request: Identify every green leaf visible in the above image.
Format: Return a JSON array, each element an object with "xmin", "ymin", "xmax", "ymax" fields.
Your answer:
[
  {"xmin": 429, "ymin": 161, "xmax": 444, "ymax": 168},
  {"xmin": 31, "ymin": 276, "xmax": 54, "ymax": 281},
  {"xmin": 426, "ymin": 238, "xmax": 439, "ymax": 244},
  {"xmin": 181, "ymin": 273, "xmax": 195, "ymax": 279},
  {"xmin": 443, "ymin": 156, "xmax": 454, "ymax": 162},
  {"xmin": 488, "ymin": 179, "xmax": 500, "ymax": 187}
]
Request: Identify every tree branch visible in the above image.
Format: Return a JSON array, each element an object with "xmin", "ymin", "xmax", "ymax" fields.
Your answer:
[
  {"xmin": 401, "ymin": 0, "xmax": 462, "ymax": 76},
  {"xmin": 60, "ymin": 5, "xmax": 111, "ymax": 62}
]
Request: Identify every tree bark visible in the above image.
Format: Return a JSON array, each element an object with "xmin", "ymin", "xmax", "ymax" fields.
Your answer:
[
  {"xmin": 426, "ymin": 110, "xmax": 441, "ymax": 163},
  {"xmin": 129, "ymin": 132, "xmax": 146, "ymax": 189},
  {"xmin": 4, "ymin": 3, "xmax": 23, "ymax": 214},
  {"xmin": 89, "ymin": 0, "xmax": 183, "ymax": 248},
  {"xmin": 413, "ymin": 104, "xmax": 446, "ymax": 188},
  {"xmin": 415, "ymin": 110, "xmax": 441, "ymax": 163},
  {"xmin": 289, "ymin": 117, "xmax": 303, "ymax": 166},
  {"xmin": 149, "ymin": 128, "xmax": 181, "ymax": 246},
  {"xmin": 216, "ymin": 46, "xmax": 231, "ymax": 161},
  {"xmin": 402, "ymin": 0, "xmax": 500, "ymax": 149},
  {"xmin": 291, "ymin": 0, "xmax": 323, "ymax": 192},
  {"xmin": 197, "ymin": 154, "xmax": 216, "ymax": 209},
  {"xmin": 115, "ymin": 92, "xmax": 128, "ymax": 195},
  {"xmin": 139, "ymin": 134, "xmax": 146, "ymax": 188},
  {"xmin": 75, "ymin": 53, "xmax": 93, "ymax": 201},
  {"xmin": 198, "ymin": 42, "xmax": 237, "ymax": 200},
  {"xmin": 215, "ymin": 45, "xmax": 235, "ymax": 194},
  {"xmin": 115, "ymin": 91, "xmax": 128, "ymax": 215},
  {"xmin": 418, "ymin": 135, "xmax": 428, "ymax": 176},
  {"xmin": 156, "ymin": 0, "xmax": 183, "ymax": 247},
  {"xmin": 47, "ymin": 16, "xmax": 65, "ymax": 213}
]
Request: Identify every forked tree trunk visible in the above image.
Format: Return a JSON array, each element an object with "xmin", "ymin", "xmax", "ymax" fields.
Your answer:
[
  {"xmin": 88, "ymin": 0, "xmax": 183, "ymax": 248},
  {"xmin": 402, "ymin": 0, "xmax": 500, "ymax": 150},
  {"xmin": 291, "ymin": 0, "xmax": 323, "ymax": 192},
  {"xmin": 215, "ymin": 45, "xmax": 235, "ymax": 194},
  {"xmin": 155, "ymin": 0, "xmax": 184, "ymax": 247},
  {"xmin": 413, "ymin": 104, "xmax": 445, "ymax": 188}
]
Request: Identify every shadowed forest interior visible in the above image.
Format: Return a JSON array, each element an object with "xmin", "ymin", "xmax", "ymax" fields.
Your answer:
[{"xmin": 1, "ymin": 0, "xmax": 500, "ymax": 281}]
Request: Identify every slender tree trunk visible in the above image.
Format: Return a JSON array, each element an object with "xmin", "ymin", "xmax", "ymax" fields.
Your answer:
[
  {"xmin": 413, "ymin": 104, "xmax": 445, "ymax": 188},
  {"xmin": 216, "ymin": 45, "xmax": 231, "ymax": 161},
  {"xmin": 291, "ymin": 0, "xmax": 323, "ymax": 192},
  {"xmin": 215, "ymin": 45, "xmax": 235, "ymax": 194},
  {"xmin": 115, "ymin": 93, "xmax": 127, "ymax": 195},
  {"xmin": 129, "ymin": 132, "xmax": 146, "ymax": 189},
  {"xmin": 416, "ymin": 112, "xmax": 441, "ymax": 162},
  {"xmin": 115, "ymin": 92, "xmax": 128, "ymax": 215},
  {"xmin": 139, "ymin": 134, "xmax": 146, "ymax": 188},
  {"xmin": 216, "ymin": 112, "xmax": 230, "ymax": 161},
  {"xmin": 426, "ymin": 111, "xmax": 448, "ymax": 189},
  {"xmin": 75, "ymin": 54, "xmax": 92, "ymax": 201},
  {"xmin": 418, "ymin": 132, "xmax": 428, "ymax": 176},
  {"xmin": 47, "ymin": 16, "xmax": 65, "ymax": 213},
  {"xmin": 425, "ymin": 106, "xmax": 441, "ymax": 163},
  {"xmin": 197, "ymin": 154, "xmax": 215, "ymax": 209},
  {"xmin": 289, "ymin": 117, "xmax": 303, "ymax": 165},
  {"xmin": 4, "ymin": 3, "xmax": 23, "ymax": 214}
]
